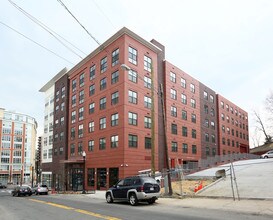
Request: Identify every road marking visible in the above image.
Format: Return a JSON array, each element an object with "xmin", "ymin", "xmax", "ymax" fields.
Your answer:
[{"xmin": 29, "ymin": 199, "xmax": 121, "ymax": 220}]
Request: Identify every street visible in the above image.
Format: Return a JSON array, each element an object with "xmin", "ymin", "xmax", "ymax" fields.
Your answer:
[{"xmin": 0, "ymin": 189, "xmax": 272, "ymax": 220}]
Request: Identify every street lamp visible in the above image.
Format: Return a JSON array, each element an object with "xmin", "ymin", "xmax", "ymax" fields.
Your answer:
[{"xmin": 82, "ymin": 151, "xmax": 86, "ymax": 194}]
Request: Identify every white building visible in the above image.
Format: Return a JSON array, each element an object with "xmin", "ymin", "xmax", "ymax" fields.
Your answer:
[
  {"xmin": 0, "ymin": 108, "xmax": 37, "ymax": 185},
  {"xmin": 39, "ymin": 68, "xmax": 67, "ymax": 187}
]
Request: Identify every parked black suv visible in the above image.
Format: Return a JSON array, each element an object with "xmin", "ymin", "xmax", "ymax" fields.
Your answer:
[{"xmin": 105, "ymin": 176, "xmax": 160, "ymax": 206}]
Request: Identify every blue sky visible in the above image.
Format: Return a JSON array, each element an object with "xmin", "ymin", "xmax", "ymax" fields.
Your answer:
[{"xmin": 1, "ymin": 0, "xmax": 273, "ymax": 146}]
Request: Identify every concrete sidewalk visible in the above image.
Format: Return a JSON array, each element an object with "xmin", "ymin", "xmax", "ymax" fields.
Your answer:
[{"xmin": 83, "ymin": 190, "xmax": 273, "ymax": 216}]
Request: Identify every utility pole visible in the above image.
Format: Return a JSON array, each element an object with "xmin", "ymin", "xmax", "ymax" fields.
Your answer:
[
  {"xmin": 160, "ymin": 84, "xmax": 173, "ymax": 195},
  {"xmin": 151, "ymin": 63, "xmax": 155, "ymax": 178}
]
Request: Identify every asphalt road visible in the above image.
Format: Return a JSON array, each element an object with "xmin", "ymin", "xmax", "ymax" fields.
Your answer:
[{"xmin": 0, "ymin": 189, "xmax": 272, "ymax": 220}]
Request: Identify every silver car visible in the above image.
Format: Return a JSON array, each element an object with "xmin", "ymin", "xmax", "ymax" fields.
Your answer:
[
  {"xmin": 32, "ymin": 184, "xmax": 49, "ymax": 195},
  {"xmin": 260, "ymin": 150, "xmax": 273, "ymax": 159}
]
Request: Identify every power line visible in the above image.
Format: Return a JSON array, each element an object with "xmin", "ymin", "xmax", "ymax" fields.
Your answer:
[
  {"xmin": 8, "ymin": 0, "xmax": 86, "ymax": 59},
  {"xmin": 0, "ymin": 21, "xmax": 75, "ymax": 65},
  {"xmin": 57, "ymin": 0, "xmax": 101, "ymax": 46},
  {"xmin": 91, "ymin": 0, "xmax": 116, "ymax": 30}
]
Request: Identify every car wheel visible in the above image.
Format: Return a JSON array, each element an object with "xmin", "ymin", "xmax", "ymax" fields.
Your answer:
[
  {"xmin": 265, "ymin": 156, "xmax": 268, "ymax": 159},
  {"xmin": 35, "ymin": 191, "xmax": 39, "ymax": 195},
  {"xmin": 147, "ymin": 198, "xmax": 156, "ymax": 204},
  {"xmin": 106, "ymin": 192, "xmax": 113, "ymax": 203},
  {"xmin": 129, "ymin": 193, "xmax": 138, "ymax": 206}
]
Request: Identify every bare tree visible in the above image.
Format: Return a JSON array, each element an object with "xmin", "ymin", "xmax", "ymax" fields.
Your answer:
[
  {"xmin": 265, "ymin": 91, "xmax": 273, "ymax": 119},
  {"xmin": 253, "ymin": 111, "xmax": 272, "ymax": 144},
  {"xmin": 251, "ymin": 129, "xmax": 261, "ymax": 148}
]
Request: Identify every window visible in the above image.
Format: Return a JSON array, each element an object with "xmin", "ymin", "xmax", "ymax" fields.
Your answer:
[
  {"xmin": 210, "ymin": 95, "xmax": 214, "ymax": 103},
  {"xmin": 111, "ymin": 70, "xmax": 119, "ymax": 84},
  {"xmin": 145, "ymin": 137, "xmax": 151, "ymax": 149},
  {"xmin": 182, "ymin": 110, "xmax": 187, "ymax": 120},
  {"xmin": 72, "ymin": 94, "xmax": 76, "ymax": 107},
  {"xmin": 79, "ymin": 107, "xmax": 84, "ymax": 121},
  {"xmin": 70, "ymin": 144, "xmax": 75, "ymax": 156},
  {"xmin": 79, "ymin": 90, "xmax": 84, "ymax": 104},
  {"xmin": 171, "ymin": 142, "xmax": 178, "ymax": 152},
  {"xmin": 88, "ymin": 121, "xmax": 94, "ymax": 133},
  {"xmin": 211, "ymin": 108, "xmax": 215, "ymax": 116},
  {"xmin": 192, "ymin": 145, "xmax": 197, "ymax": 154},
  {"xmin": 211, "ymin": 134, "xmax": 216, "ymax": 143},
  {"xmin": 144, "ymin": 76, "xmax": 152, "ymax": 89},
  {"xmin": 78, "ymin": 124, "xmax": 83, "ymax": 138},
  {"xmin": 100, "ymin": 117, "xmax": 106, "ymax": 129},
  {"xmin": 128, "ymin": 69, "xmax": 138, "ymax": 83},
  {"xmin": 71, "ymin": 111, "xmax": 76, "ymax": 123},
  {"xmin": 112, "ymin": 48, "xmax": 119, "ymax": 66},
  {"xmin": 192, "ymin": 129, "xmax": 197, "ymax": 139},
  {"xmin": 222, "ymin": 137, "xmax": 226, "ymax": 145},
  {"xmin": 212, "ymin": 148, "xmax": 216, "ymax": 156},
  {"xmin": 128, "ymin": 112, "xmax": 137, "ymax": 125},
  {"xmin": 78, "ymin": 142, "xmax": 83, "ymax": 155},
  {"xmin": 181, "ymin": 78, "xmax": 186, "ymax": 88},
  {"xmin": 204, "ymin": 91, "xmax": 208, "ymax": 100},
  {"xmin": 79, "ymin": 72, "xmax": 84, "ymax": 87},
  {"xmin": 100, "ymin": 56, "xmax": 107, "ymax": 73},
  {"xmin": 221, "ymin": 113, "xmax": 225, "ymax": 121},
  {"xmin": 72, "ymin": 79, "xmax": 77, "ymax": 92},
  {"xmin": 182, "ymin": 126, "xmax": 188, "ymax": 137},
  {"xmin": 128, "ymin": 46, "xmax": 137, "ymax": 65},
  {"xmin": 144, "ymin": 116, "xmax": 151, "ymax": 128},
  {"xmin": 206, "ymin": 147, "xmax": 210, "ymax": 156},
  {"xmin": 222, "ymin": 125, "xmax": 225, "ymax": 133},
  {"xmin": 144, "ymin": 96, "xmax": 152, "ymax": 109},
  {"xmin": 181, "ymin": 94, "xmax": 187, "ymax": 104},
  {"xmin": 205, "ymin": 133, "xmax": 209, "ymax": 142},
  {"xmin": 99, "ymin": 138, "xmax": 106, "ymax": 150},
  {"xmin": 89, "ymin": 102, "xmax": 95, "ymax": 114},
  {"xmin": 88, "ymin": 140, "xmax": 94, "ymax": 151},
  {"xmin": 89, "ymin": 84, "xmax": 95, "ymax": 96},
  {"xmin": 171, "ymin": 106, "xmax": 177, "ymax": 117},
  {"xmin": 182, "ymin": 143, "xmax": 188, "ymax": 153},
  {"xmin": 226, "ymin": 104, "xmax": 229, "ymax": 111},
  {"xmin": 128, "ymin": 134, "xmax": 138, "ymax": 148},
  {"xmin": 170, "ymin": 89, "xmax": 177, "ymax": 100},
  {"xmin": 100, "ymin": 78, "xmax": 107, "ymax": 90},
  {"xmin": 111, "ymin": 113, "xmax": 118, "ymax": 126},
  {"xmin": 171, "ymin": 123, "xmax": 177, "ymax": 135},
  {"xmin": 221, "ymin": 101, "xmax": 224, "ymax": 109},
  {"xmin": 144, "ymin": 55, "xmax": 152, "ymax": 72},
  {"xmin": 100, "ymin": 97, "xmax": 106, "ymax": 110},
  {"xmin": 111, "ymin": 135, "xmax": 119, "ymax": 148},
  {"xmin": 61, "ymin": 86, "xmax": 65, "ymax": 98},
  {"xmin": 204, "ymin": 105, "xmax": 209, "ymax": 114},
  {"xmin": 190, "ymin": 83, "xmax": 195, "ymax": 93},
  {"xmin": 170, "ymin": 72, "xmax": 176, "ymax": 82},
  {"xmin": 191, "ymin": 113, "xmax": 196, "ymax": 123},
  {"xmin": 128, "ymin": 90, "xmax": 137, "ymax": 104},
  {"xmin": 111, "ymin": 91, "xmax": 119, "ymax": 105},
  {"xmin": 191, "ymin": 98, "xmax": 196, "ymax": 108},
  {"xmin": 90, "ymin": 65, "xmax": 95, "ymax": 80},
  {"xmin": 61, "ymin": 102, "xmax": 65, "ymax": 111},
  {"xmin": 204, "ymin": 119, "xmax": 209, "ymax": 128},
  {"xmin": 211, "ymin": 121, "xmax": 215, "ymax": 130}
]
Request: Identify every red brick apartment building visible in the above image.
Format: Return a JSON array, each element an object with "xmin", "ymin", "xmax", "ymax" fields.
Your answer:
[
  {"xmin": 47, "ymin": 27, "xmax": 249, "ymax": 191},
  {"xmin": 216, "ymin": 95, "xmax": 249, "ymax": 155}
]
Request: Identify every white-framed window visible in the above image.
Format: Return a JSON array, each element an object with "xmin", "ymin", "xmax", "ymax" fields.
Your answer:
[
  {"xmin": 128, "ymin": 46, "xmax": 137, "ymax": 65},
  {"xmin": 144, "ymin": 55, "xmax": 152, "ymax": 72},
  {"xmin": 170, "ymin": 72, "xmax": 176, "ymax": 82},
  {"xmin": 170, "ymin": 89, "xmax": 177, "ymax": 100}
]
